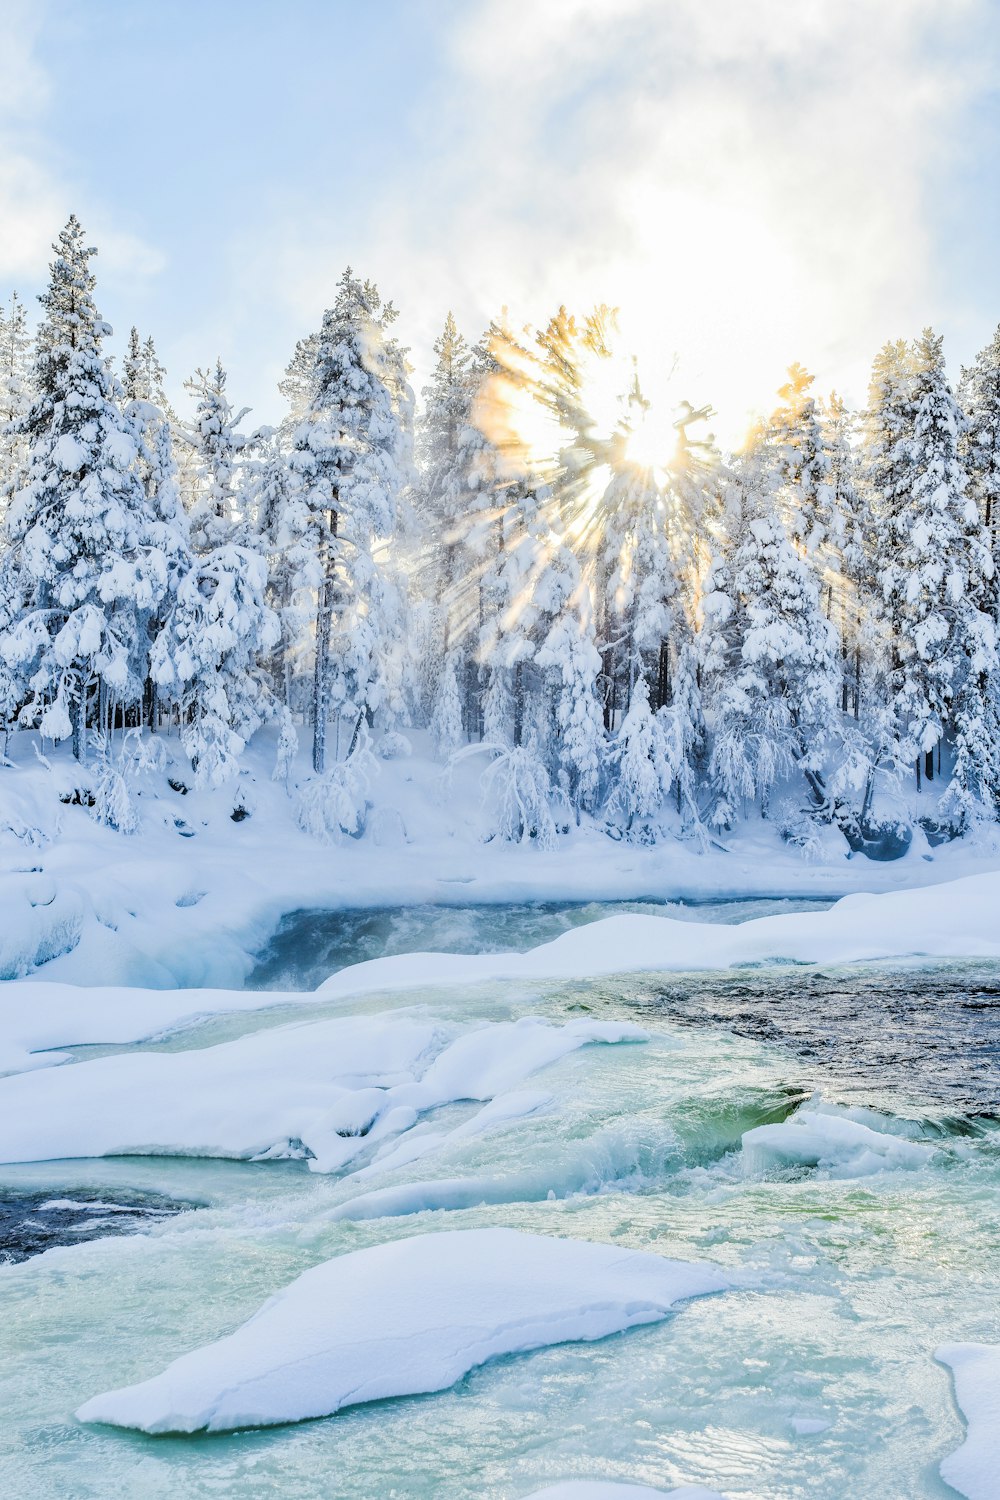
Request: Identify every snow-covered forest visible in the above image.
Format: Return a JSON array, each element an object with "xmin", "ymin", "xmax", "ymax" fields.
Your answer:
[{"xmin": 3, "ymin": 215, "xmax": 1000, "ymax": 857}]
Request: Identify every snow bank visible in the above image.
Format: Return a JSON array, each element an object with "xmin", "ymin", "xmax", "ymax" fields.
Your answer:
[
  {"xmin": 0, "ymin": 979, "xmax": 323, "ymax": 1076},
  {"xmin": 317, "ymin": 872, "xmax": 1000, "ymax": 999},
  {"xmin": 0, "ymin": 1013, "xmax": 646, "ymax": 1168},
  {"xmin": 524, "ymin": 1486, "xmax": 724, "ymax": 1499},
  {"xmin": 742, "ymin": 1105, "xmax": 935, "ymax": 1178},
  {"xmin": 936, "ymin": 1343, "xmax": 1000, "ymax": 1500},
  {"xmin": 75, "ymin": 1228, "xmax": 729, "ymax": 1433}
]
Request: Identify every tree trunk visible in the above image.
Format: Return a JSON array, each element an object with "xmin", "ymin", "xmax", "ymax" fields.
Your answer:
[
  {"xmin": 72, "ymin": 672, "xmax": 87, "ymax": 762},
  {"xmin": 924, "ymin": 748, "xmax": 934, "ymax": 783}
]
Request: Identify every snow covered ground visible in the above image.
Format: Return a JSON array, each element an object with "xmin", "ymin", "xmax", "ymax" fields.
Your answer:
[{"xmin": 3, "ymin": 726, "xmax": 1000, "ymax": 990}]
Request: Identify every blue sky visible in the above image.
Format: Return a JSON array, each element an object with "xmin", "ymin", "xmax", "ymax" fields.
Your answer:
[{"xmin": 2, "ymin": 0, "xmax": 1000, "ymax": 443}]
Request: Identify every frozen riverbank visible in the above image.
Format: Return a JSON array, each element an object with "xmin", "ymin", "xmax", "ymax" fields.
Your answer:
[{"xmin": 3, "ymin": 729, "xmax": 1000, "ymax": 989}]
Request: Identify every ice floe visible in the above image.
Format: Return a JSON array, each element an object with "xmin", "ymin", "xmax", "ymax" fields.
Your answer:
[{"xmin": 76, "ymin": 1227, "xmax": 729, "ymax": 1433}]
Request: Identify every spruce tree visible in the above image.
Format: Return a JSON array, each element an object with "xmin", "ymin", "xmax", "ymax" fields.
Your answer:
[
  {"xmin": 0, "ymin": 218, "xmax": 170, "ymax": 757},
  {"xmin": 0, "ymin": 292, "xmax": 32, "ymax": 515},
  {"xmin": 287, "ymin": 269, "xmax": 404, "ymax": 771},
  {"xmin": 961, "ymin": 322, "xmax": 1000, "ymax": 595},
  {"xmin": 882, "ymin": 329, "xmax": 997, "ymax": 807}
]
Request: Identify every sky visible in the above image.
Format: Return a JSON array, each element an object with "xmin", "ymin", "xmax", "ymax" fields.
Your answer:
[{"xmin": 2, "ymin": 0, "xmax": 1000, "ymax": 448}]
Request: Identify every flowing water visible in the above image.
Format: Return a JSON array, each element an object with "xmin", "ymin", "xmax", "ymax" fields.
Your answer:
[{"xmin": 1, "ymin": 898, "xmax": 998, "ymax": 1499}]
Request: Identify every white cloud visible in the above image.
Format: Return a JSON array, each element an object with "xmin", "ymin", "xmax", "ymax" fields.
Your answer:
[
  {"xmin": 0, "ymin": 2, "xmax": 164, "ymax": 290},
  {"xmin": 264, "ymin": 0, "xmax": 979, "ymax": 448}
]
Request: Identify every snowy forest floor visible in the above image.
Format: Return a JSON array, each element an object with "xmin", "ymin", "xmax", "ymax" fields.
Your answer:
[{"xmin": 3, "ymin": 724, "xmax": 1000, "ymax": 991}]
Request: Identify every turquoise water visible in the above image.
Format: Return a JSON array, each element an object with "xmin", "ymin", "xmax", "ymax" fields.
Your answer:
[{"xmin": 1, "ymin": 902, "xmax": 997, "ymax": 1499}]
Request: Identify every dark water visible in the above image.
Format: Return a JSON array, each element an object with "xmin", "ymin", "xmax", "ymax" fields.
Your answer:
[
  {"xmin": 643, "ymin": 961, "xmax": 1000, "ymax": 1115},
  {"xmin": 0, "ymin": 1187, "xmax": 190, "ymax": 1264}
]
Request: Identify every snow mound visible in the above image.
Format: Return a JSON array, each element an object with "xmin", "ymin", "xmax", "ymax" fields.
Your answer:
[
  {"xmin": 741, "ymin": 1105, "xmax": 935, "ymax": 1178},
  {"xmin": 524, "ymin": 1485, "xmax": 724, "ymax": 1499},
  {"xmin": 76, "ymin": 1228, "xmax": 729, "ymax": 1433},
  {"xmin": 0, "ymin": 1012, "xmax": 646, "ymax": 1168},
  {"xmin": 317, "ymin": 872, "xmax": 1000, "ymax": 998},
  {"xmin": 936, "ymin": 1343, "xmax": 1000, "ymax": 1500}
]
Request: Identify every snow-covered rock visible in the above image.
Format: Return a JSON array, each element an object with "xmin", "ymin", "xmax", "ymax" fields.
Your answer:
[
  {"xmin": 936, "ymin": 1343, "xmax": 1000, "ymax": 1500},
  {"xmin": 0, "ymin": 1012, "xmax": 646, "ymax": 1167},
  {"xmin": 76, "ymin": 1228, "xmax": 729, "ymax": 1433}
]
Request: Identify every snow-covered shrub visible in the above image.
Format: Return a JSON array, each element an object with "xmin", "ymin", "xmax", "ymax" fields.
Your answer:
[
  {"xmin": 430, "ymin": 652, "xmax": 464, "ymax": 756},
  {"xmin": 295, "ymin": 729, "xmax": 379, "ymax": 844},
  {"xmin": 272, "ymin": 708, "xmax": 298, "ymax": 791},
  {"xmin": 89, "ymin": 734, "xmax": 139, "ymax": 835},
  {"xmin": 377, "ymin": 731, "xmax": 412, "ymax": 761},
  {"xmin": 481, "ymin": 743, "xmax": 558, "ymax": 850},
  {"xmin": 369, "ymin": 805, "xmax": 408, "ymax": 847},
  {"xmin": 605, "ymin": 681, "xmax": 674, "ymax": 838}
]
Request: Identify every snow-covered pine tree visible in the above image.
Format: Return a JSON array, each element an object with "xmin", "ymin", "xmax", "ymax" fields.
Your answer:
[
  {"xmin": 417, "ymin": 313, "xmax": 478, "ymax": 731},
  {"xmin": 769, "ymin": 363, "xmax": 836, "ymax": 559},
  {"xmin": 861, "ymin": 338, "xmax": 918, "ymax": 531},
  {"xmin": 535, "ymin": 598, "xmax": 604, "ymax": 817},
  {"xmin": 881, "ymin": 329, "xmax": 998, "ymax": 810},
  {"xmin": 469, "ymin": 318, "xmax": 550, "ymax": 747},
  {"xmin": 606, "ymin": 676, "xmax": 674, "ymax": 837},
  {"xmin": 120, "ymin": 330, "xmax": 191, "ymax": 727},
  {"xmin": 0, "ymin": 292, "xmax": 32, "ymax": 515},
  {"xmin": 151, "ymin": 545, "xmax": 279, "ymax": 787},
  {"xmin": 180, "ymin": 360, "xmax": 250, "ymax": 550},
  {"xmin": 820, "ymin": 390, "xmax": 868, "ymax": 716},
  {"xmin": 0, "ymin": 218, "xmax": 170, "ymax": 757},
  {"xmin": 702, "ymin": 444, "xmax": 840, "ymax": 822},
  {"xmin": 286, "ymin": 268, "xmax": 404, "ymax": 771},
  {"xmin": 596, "ymin": 376, "xmax": 679, "ymax": 727},
  {"xmin": 960, "ymin": 322, "xmax": 1000, "ymax": 599},
  {"xmin": 429, "ymin": 649, "xmax": 464, "ymax": 756}
]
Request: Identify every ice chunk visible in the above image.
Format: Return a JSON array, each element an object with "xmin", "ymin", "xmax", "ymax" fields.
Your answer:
[
  {"xmin": 936, "ymin": 1342, "xmax": 1000, "ymax": 1500},
  {"xmin": 317, "ymin": 873, "xmax": 1000, "ymax": 1000},
  {"xmin": 76, "ymin": 1228, "xmax": 729, "ymax": 1434},
  {"xmin": 742, "ymin": 1106, "xmax": 935, "ymax": 1178}
]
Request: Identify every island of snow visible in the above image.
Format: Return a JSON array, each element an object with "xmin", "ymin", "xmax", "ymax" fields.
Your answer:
[
  {"xmin": 76, "ymin": 1227, "xmax": 729, "ymax": 1433},
  {"xmin": 936, "ymin": 1343, "xmax": 1000, "ymax": 1500}
]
